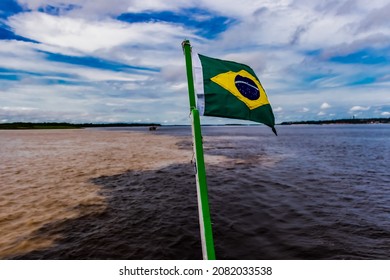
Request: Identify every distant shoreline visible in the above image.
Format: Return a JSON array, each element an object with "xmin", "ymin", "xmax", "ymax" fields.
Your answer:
[
  {"xmin": 0, "ymin": 118, "xmax": 389, "ymax": 129},
  {"xmin": 0, "ymin": 122, "xmax": 161, "ymax": 130},
  {"xmin": 280, "ymin": 117, "xmax": 389, "ymax": 125}
]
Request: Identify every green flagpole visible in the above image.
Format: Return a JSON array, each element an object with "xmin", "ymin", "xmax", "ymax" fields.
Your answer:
[{"xmin": 182, "ymin": 39, "xmax": 216, "ymax": 260}]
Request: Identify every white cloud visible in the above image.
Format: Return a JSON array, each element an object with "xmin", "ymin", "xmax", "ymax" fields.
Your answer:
[
  {"xmin": 320, "ymin": 102, "xmax": 331, "ymax": 109},
  {"xmin": 381, "ymin": 111, "xmax": 390, "ymax": 116},
  {"xmin": 273, "ymin": 106, "xmax": 283, "ymax": 112},
  {"xmin": 357, "ymin": 2, "xmax": 390, "ymax": 32},
  {"xmin": 0, "ymin": 106, "xmax": 38, "ymax": 112},
  {"xmin": 301, "ymin": 107, "xmax": 310, "ymax": 112},
  {"xmin": 16, "ymin": 0, "xmax": 142, "ymax": 17},
  {"xmin": 349, "ymin": 105, "xmax": 370, "ymax": 111},
  {"xmin": 125, "ymin": 0, "xmax": 190, "ymax": 13},
  {"xmin": 8, "ymin": 12, "xmax": 197, "ymax": 54}
]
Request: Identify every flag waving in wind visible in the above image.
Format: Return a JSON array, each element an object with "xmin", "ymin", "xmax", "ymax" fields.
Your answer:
[{"xmin": 193, "ymin": 54, "xmax": 277, "ymax": 135}]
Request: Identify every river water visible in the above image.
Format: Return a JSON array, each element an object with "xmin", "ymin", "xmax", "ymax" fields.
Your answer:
[{"xmin": 1, "ymin": 124, "xmax": 389, "ymax": 259}]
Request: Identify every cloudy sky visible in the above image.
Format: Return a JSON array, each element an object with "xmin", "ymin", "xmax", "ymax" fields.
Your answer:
[{"xmin": 1, "ymin": 0, "xmax": 390, "ymax": 124}]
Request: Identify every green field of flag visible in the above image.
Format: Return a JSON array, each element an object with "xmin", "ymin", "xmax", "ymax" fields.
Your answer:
[{"xmin": 193, "ymin": 54, "xmax": 277, "ymax": 135}]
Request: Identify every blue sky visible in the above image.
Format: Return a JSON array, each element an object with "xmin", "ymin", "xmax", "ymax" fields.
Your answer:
[{"xmin": 0, "ymin": 0, "xmax": 389, "ymax": 124}]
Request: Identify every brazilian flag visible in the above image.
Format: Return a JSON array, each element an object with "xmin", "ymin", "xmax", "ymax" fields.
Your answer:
[{"xmin": 193, "ymin": 54, "xmax": 277, "ymax": 135}]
